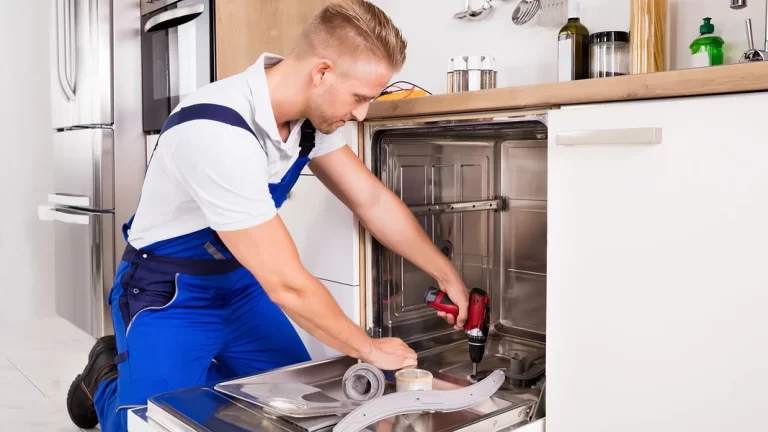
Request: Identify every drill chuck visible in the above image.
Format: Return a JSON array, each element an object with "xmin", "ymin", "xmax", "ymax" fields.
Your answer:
[{"xmin": 468, "ymin": 335, "xmax": 487, "ymax": 364}]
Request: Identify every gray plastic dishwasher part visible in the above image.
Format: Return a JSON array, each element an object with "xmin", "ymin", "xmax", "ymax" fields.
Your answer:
[
  {"xmin": 332, "ymin": 369, "xmax": 506, "ymax": 432},
  {"xmin": 342, "ymin": 363, "xmax": 386, "ymax": 401},
  {"xmin": 214, "ymin": 382, "xmax": 364, "ymax": 418}
]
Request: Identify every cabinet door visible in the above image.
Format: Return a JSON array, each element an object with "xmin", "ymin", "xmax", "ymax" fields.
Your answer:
[
  {"xmin": 287, "ymin": 279, "xmax": 360, "ymax": 361},
  {"xmin": 215, "ymin": 0, "xmax": 332, "ymax": 78},
  {"xmin": 547, "ymin": 92, "xmax": 768, "ymax": 432},
  {"xmin": 278, "ymin": 174, "xmax": 359, "ymax": 286}
]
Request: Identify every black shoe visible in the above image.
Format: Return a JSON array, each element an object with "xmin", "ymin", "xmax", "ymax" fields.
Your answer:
[{"xmin": 67, "ymin": 335, "xmax": 119, "ymax": 429}]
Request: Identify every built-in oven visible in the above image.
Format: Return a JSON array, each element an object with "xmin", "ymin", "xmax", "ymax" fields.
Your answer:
[{"xmin": 140, "ymin": 0, "xmax": 216, "ymax": 133}]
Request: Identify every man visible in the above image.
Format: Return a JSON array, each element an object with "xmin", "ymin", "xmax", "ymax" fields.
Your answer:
[{"xmin": 66, "ymin": 1, "xmax": 469, "ymax": 430}]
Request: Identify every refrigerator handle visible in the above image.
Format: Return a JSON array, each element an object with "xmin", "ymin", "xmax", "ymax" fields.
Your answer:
[
  {"xmin": 144, "ymin": 4, "xmax": 205, "ymax": 33},
  {"xmin": 56, "ymin": 0, "xmax": 75, "ymax": 101},
  {"xmin": 38, "ymin": 205, "xmax": 91, "ymax": 225},
  {"xmin": 48, "ymin": 193, "xmax": 91, "ymax": 207},
  {"xmin": 66, "ymin": 0, "xmax": 77, "ymax": 94}
]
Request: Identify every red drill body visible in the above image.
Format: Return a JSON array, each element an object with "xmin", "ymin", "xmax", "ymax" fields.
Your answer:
[{"xmin": 424, "ymin": 287, "xmax": 491, "ymax": 369}]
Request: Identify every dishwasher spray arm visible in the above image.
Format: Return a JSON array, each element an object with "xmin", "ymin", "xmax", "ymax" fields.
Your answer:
[{"xmin": 332, "ymin": 369, "xmax": 506, "ymax": 432}]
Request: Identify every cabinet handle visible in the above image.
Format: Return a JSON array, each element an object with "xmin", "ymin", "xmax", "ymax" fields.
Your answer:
[{"xmin": 555, "ymin": 127, "xmax": 662, "ymax": 146}]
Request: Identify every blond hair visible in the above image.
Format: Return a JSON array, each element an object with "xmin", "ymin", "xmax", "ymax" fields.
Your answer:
[{"xmin": 294, "ymin": 0, "xmax": 407, "ymax": 71}]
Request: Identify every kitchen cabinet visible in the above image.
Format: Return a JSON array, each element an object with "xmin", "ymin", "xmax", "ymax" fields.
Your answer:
[
  {"xmin": 215, "ymin": 0, "xmax": 332, "ymax": 79},
  {"xmin": 278, "ymin": 174, "xmax": 359, "ymax": 287},
  {"xmin": 287, "ymin": 279, "xmax": 360, "ymax": 361},
  {"xmin": 546, "ymin": 92, "xmax": 768, "ymax": 432}
]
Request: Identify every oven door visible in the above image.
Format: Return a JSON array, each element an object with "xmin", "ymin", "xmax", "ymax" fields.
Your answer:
[{"xmin": 141, "ymin": 0, "xmax": 214, "ymax": 133}]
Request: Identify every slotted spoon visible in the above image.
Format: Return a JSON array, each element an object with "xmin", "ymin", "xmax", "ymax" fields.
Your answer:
[{"xmin": 511, "ymin": 0, "xmax": 541, "ymax": 25}]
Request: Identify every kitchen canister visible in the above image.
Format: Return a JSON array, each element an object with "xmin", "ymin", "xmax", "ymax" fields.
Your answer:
[
  {"xmin": 468, "ymin": 56, "xmax": 484, "ymax": 91},
  {"xmin": 481, "ymin": 55, "xmax": 497, "ymax": 89},
  {"xmin": 450, "ymin": 56, "xmax": 469, "ymax": 92},
  {"xmin": 589, "ymin": 31, "xmax": 630, "ymax": 78},
  {"xmin": 630, "ymin": 0, "xmax": 668, "ymax": 74},
  {"xmin": 449, "ymin": 56, "xmax": 496, "ymax": 93}
]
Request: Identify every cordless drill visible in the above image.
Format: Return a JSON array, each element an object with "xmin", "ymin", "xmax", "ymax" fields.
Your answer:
[{"xmin": 424, "ymin": 287, "xmax": 490, "ymax": 378}]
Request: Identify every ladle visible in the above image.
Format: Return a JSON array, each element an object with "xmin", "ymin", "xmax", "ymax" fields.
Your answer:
[{"xmin": 454, "ymin": 0, "xmax": 496, "ymax": 20}]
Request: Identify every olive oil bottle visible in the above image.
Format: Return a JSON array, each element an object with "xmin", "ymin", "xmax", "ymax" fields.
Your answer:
[{"xmin": 557, "ymin": 0, "xmax": 590, "ymax": 81}]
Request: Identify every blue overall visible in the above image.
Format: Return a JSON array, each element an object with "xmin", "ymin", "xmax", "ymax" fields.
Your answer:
[{"xmin": 93, "ymin": 104, "xmax": 314, "ymax": 431}]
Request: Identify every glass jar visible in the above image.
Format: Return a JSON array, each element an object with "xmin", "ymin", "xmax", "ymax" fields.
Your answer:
[
  {"xmin": 480, "ymin": 55, "xmax": 497, "ymax": 90},
  {"xmin": 630, "ymin": 0, "xmax": 668, "ymax": 74},
  {"xmin": 451, "ymin": 56, "xmax": 469, "ymax": 93},
  {"xmin": 589, "ymin": 31, "xmax": 630, "ymax": 78}
]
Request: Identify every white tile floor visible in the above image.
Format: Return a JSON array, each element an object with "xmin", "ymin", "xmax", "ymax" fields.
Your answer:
[{"xmin": 0, "ymin": 316, "xmax": 96, "ymax": 431}]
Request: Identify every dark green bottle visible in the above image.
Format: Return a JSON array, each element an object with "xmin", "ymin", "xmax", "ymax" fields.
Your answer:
[{"xmin": 557, "ymin": 0, "xmax": 590, "ymax": 81}]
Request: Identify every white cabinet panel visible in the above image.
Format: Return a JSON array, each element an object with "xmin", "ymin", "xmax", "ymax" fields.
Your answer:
[
  {"xmin": 547, "ymin": 92, "xmax": 768, "ymax": 432},
  {"xmin": 278, "ymin": 174, "xmax": 359, "ymax": 286},
  {"xmin": 146, "ymin": 134, "xmax": 159, "ymax": 166},
  {"xmin": 288, "ymin": 279, "xmax": 360, "ymax": 361}
]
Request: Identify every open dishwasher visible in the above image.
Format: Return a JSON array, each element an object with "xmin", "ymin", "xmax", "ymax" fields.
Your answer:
[{"xmin": 129, "ymin": 109, "xmax": 549, "ymax": 432}]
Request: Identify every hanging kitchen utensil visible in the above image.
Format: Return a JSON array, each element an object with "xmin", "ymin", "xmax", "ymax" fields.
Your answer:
[
  {"xmin": 454, "ymin": 0, "xmax": 498, "ymax": 20},
  {"xmin": 739, "ymin": 18, "xmax": 767, "ymax": 62},
  {"xmin": 454, "ymin": 0, "xmax": 472, "ymax": 19},
  {"xmin": 511, "ymin": 0, "xmax": 541, "ymax": 25},
  {"xmin": 730, "ymin": 0, "xmax": 747, "ymax": 9},
  {"xmin": 534, "ymin": 0, "xmax": 567, "ymax": 27}
]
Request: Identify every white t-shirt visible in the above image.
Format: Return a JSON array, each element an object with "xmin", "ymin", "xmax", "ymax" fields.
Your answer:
[{"xmin": 127, "ymin": 53, "xmax": 347, "ymax": 249}]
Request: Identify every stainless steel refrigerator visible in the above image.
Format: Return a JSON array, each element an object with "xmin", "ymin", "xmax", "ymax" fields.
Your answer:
[{"xmin": 38, "ymin": 0, "xmax": 115, "ymax": 338}]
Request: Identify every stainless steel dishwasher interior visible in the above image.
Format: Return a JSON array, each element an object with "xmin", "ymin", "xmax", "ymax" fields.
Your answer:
[{"xmin": 367, "ymin": 114, "xmax": 548, "ymax": 412}]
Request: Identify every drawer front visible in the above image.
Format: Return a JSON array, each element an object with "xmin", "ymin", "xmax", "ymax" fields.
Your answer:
[
  {"xmin": 278, "ymin": 174, "xmax": 359, "ymax": 286},
  {"xmin": 53, "ymin": 128, "xmax": 114, "ymax": 210}
]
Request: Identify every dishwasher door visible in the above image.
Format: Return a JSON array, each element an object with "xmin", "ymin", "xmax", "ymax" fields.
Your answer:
[{"xmin": 41, "ymin": 206, "xmax": 115, "ymax": 337}]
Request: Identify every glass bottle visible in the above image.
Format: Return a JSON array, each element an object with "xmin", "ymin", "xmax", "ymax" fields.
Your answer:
[{"xmin": 557, "ymin": 0, "xmax": 590, "ymax": 81}]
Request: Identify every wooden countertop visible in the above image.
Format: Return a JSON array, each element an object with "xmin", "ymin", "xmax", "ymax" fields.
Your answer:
[{"xmin": 366, "ymin": 62, "xmax": 768, "ymax": 120}]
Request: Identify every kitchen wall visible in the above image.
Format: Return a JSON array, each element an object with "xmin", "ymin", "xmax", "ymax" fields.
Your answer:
[
  {"xmin": 0, "ymin": 1, "xmax": 55, "ymax": 324},
  {"xmin": 372, "ymin": 0, "xmax": 766, "ymax": 95}
]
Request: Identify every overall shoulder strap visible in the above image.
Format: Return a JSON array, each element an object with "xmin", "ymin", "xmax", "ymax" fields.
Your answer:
[
  {"xmin": 160, "ymin": 103, "xmax": 258, "ymax": 139},
  {"xmin": 126, "ymin": 104, "xmax": 259, "ymax": 240},
  {"xmin": 298, "ymin": 120, "xmax": 316, "ymax": 159},
  {"xmin": 147, "ymin": 103, "xmax": 259, "ymax": 168}
]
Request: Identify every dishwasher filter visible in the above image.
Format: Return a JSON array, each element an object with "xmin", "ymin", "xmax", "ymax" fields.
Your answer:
[{"xmin": 341, "ymin": 363, "xmax": 387, "ymax": 401}]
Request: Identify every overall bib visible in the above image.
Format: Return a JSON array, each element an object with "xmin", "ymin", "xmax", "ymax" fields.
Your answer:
[{"xmin": 93, "ymin": 103, "xmax": 314, "ymax": 431}]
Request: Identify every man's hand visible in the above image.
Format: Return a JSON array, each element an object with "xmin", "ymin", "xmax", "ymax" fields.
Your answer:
[
  {"xmin": 435, "ymin": 278, "xmax": 470, "ymax": 330},
  {"xmin": 361, "ymin": 338, "xmax": 418, "ymax": 371}
]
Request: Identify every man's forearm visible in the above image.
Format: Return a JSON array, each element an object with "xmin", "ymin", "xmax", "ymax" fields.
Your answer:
[
  {"xmin": 356, "ymin": 186, "xmax": 461, "ymax": 285},
  {"xmin": 217, "ymin": 221, "xmax": 374, "ymax": 361},
  {"xmin": 278, "ymin": 276, "xmax": 372, "ymax": 358}
]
